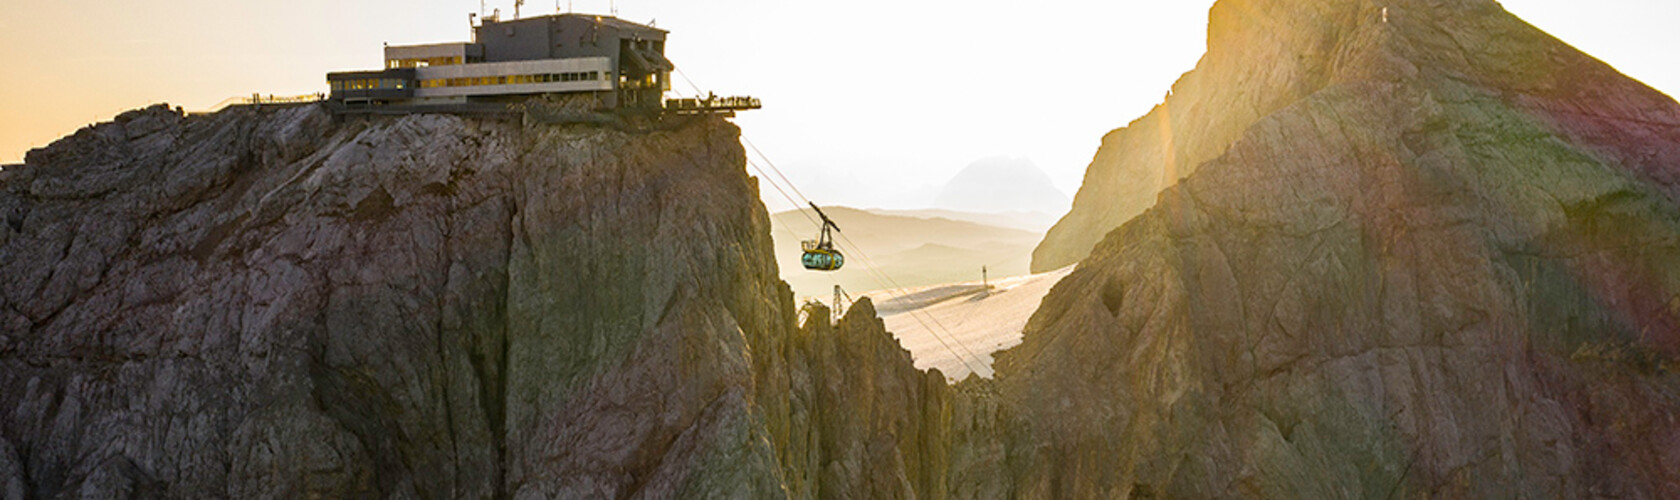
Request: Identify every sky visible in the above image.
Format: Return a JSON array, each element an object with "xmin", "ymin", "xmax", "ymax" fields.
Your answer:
[{"xmin": 2, "ymin": 0, "xmax": 1676, "ymax": 213}]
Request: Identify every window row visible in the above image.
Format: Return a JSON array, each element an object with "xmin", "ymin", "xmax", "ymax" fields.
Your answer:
[
  {"xmin": 387, "ymin": 56, "xmax": 464, "ymax": 69},
  {"xmin": 331, "ymin": 79, "xmax": 408, "ymax": 91},
  {"xmin": 418, "ymin": 71, "xmax": 604, "ymax": 89}
]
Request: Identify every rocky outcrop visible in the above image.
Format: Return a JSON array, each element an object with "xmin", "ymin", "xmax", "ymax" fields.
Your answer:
[
  {"xmin": 1033, "ymin": 0, "xmax": 1370, "ymax": 272},
  {"xmin": 761, "ymin": 299, "xmax": 951, "ymax": 499},
  {"xmin": 0, "ymin": 104, "xmax": 950, "ymax": 498},
  {"xmin": 7, "ymin": 0, "xmax": 1680, "ymax": 496},
  {"xmin": 1033, "ymin": 0, "xmax": 1680, "ymax": 273},
  {"xmin": 1004, "ymin": 0, "xmax": 1680, "ymax": 496}
]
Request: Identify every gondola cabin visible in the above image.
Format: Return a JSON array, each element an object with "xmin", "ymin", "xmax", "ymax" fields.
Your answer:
[
  {"xmin": 801, "ymin": 203, "xmax": 845, "ymax": 272},
  {"xmin": 801, "ymin": 242, "xmax": 844, "ymax": 271}
]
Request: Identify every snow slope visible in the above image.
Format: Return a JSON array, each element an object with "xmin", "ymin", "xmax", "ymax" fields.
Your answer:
[{"xmin": 855, "ymin": 266, "xmax": 1075, "ymax": 380}]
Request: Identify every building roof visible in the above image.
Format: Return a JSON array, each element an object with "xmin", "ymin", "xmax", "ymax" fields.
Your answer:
[
  {"xmin": 486, "ymin": 13, "xmax": 668, "ymax": 34},
  {"xmin": 575, "ymin": 14, "xmax": 668, "ymax": 34}
]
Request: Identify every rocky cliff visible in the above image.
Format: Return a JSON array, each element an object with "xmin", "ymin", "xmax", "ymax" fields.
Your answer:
[
  {"xmin": 0, "ymin": 105, "xmax": 951, "ymax": 499},
  {"xmin": 1033, "ymin": 0, "xmax": 1680, "ymax": 274},
  {"xmin": 1007, "ymin": 0, "xmax": 1680, "ymax": 496},
  {"xmin": 7, "ymin": 0, "xmax": 1680, "ymax": 496}
]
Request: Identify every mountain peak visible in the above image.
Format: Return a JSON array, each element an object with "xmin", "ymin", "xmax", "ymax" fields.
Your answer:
[
  {"xmin": 933, "ymin": 156, "xmax": 1070, "ymax": 215},
  {"xmin": 1034, "ymin": 0, "xmax": 1680, "ymax": 272},
  {"xmin": 1008, "ymin": 0, "xmax": 1680, "ymax": 495}
]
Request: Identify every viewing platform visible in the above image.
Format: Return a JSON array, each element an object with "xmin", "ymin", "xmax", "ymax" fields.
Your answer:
[{"xmin": 663, "ymin": 95, "xmax": 762, "ymax": 116}]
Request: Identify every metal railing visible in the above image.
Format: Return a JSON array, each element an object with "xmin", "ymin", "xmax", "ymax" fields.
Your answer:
[
  {"xmin": 195, "ymin": 93, "xmax": 327, "ymax": 115},
  {"xmin": 664, "ymin": 95, "xmax": 762, "ymax": 114}
]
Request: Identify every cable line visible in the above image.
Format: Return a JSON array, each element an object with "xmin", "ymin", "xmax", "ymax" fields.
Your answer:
[
  {"xmin": 680, "ymin": 69, "xmax": 991, "ymax": 378},
  {"xmin": 830, "ymin": 231, "xmax": 990, "ymax": 366},
  {"xmin": 750, "ymin": 157, "xmax": 989, "ymax": 377},
  {"xmin": 743, "ymin": 138, "xmax": 814, "ymax": 209},
  {"xmin": 746, "ymin": 156, "xmax": 987, "ymax": 377},
  {"xmin": 745, "ymin": 144, "xmax": 991, "ymax": 369}
]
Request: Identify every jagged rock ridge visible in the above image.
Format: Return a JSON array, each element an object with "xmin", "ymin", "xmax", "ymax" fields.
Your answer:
[
  {"xmin": 1006, "ymin": 0, "xmax": 1680, "ymax": 496},
  {"xmin": 5, "ymin": 0, "xmax": 1680, "ymax": 496},
  {"xmin": 1033, "ymin": 0, "xmax": 1680, "ymax": 273},
  {"xmin": 0, "ymin": 105, "xmax": 952, "ymax": 498}
]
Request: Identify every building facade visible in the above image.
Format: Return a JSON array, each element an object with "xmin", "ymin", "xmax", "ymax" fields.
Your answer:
[{"xmin": 328, "ymin": 13, "xmax": 672, "ymax": 110}]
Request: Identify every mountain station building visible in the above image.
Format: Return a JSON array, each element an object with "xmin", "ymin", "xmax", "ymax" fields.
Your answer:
[{"xmin": 327, "ymin": 13, "xmax": 676, "ymax": 111}]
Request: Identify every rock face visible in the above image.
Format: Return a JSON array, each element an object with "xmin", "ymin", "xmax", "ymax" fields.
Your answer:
[
  {"xmin": 1034, "ymin": 0, "xmax": 1678, "ymax": 273},
  {"xmin": 1033, "ymin": 0, "xmax": 1365, "ymax": 272},
  {"xmin": 6, "ymin": 0, "xmax": 1680, "ymax": 496},
  {"xmin": 0, "ymin": 105, "xmax": 949, "ymax": 498},
  {"xmin": 765, "ymin": 299, "xmax": 952, "ymax": 499},
  {"xmin": 1006, "ymin": 0, "xmax": 1680, "ymax": 496}
]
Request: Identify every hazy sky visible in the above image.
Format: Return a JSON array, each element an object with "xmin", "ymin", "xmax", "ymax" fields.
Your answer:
[{"xmin": 2, "ymin": 0, "xmax": 1675, "ymax": 212}]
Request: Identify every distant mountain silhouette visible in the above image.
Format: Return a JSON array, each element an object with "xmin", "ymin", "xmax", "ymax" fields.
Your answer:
[
  {"xmin": 869, "ymin": 208, "xmax": 1061, "ymax": 233},
  {"xmin": 932, "ymin": 157, "xmax": 1070, "ymax": 216}
]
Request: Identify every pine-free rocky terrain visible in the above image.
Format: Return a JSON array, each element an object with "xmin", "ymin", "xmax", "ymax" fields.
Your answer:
[{"xmin": 3, "ymin": 0, "xmax": 1678, "ymax": 497}]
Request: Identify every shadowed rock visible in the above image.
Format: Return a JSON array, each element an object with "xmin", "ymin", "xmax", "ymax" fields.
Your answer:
[
  {"xmin": 5, "ymin": 0, "xmax": 1680, "ymax": 496},
  {"xmin": 1009, "ymin": 0, "xmax": 1680, "ymax": 496},
  {"xmin": 0, "ymin": 104, "xmax": 945, "ymax": 498}
]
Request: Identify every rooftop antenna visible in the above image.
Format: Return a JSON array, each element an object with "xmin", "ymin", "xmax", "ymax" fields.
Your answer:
[
  {"xmin": 515, "ymin": 0, "xmax": 524, "ymax": 19},
  {"xmin": 479, "ymin": 0, "xmax": 486, "ymax": 16}
]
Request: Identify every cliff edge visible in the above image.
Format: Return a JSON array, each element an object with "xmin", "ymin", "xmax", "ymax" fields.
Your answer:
[
  {"xmin": 0, "ymin": 105, "xmax": 948, "ymax": 498},
  {"xmin": 1007, "ymin": 0, "xmax": 1680, "ymax": 496}
]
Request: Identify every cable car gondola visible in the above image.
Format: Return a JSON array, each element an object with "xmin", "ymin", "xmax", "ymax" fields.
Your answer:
[{"xmin": 801, "ymin": 202, "xmax": 844, "ymax": 271}]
